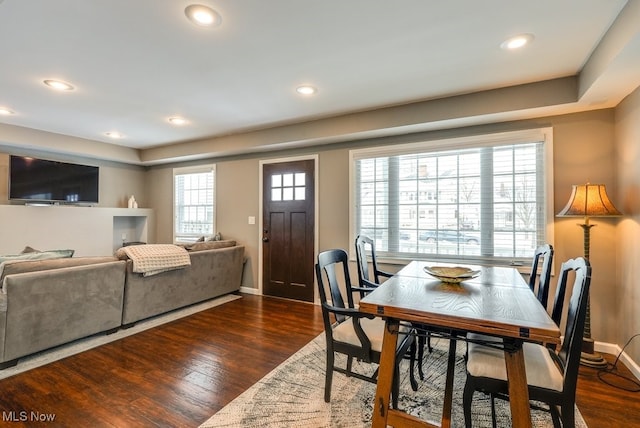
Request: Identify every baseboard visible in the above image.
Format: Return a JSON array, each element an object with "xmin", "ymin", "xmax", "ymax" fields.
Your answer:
[
  {"xmin": 239, "ymin": 286, "xmax": 260, "ymax": 295},
  {"xmin": 595, "ymin": 341, "xmax": 640, "ymax": 380}
]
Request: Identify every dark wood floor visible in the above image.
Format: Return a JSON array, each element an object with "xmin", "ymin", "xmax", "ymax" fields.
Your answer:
[{"xmin": 0, "ymin": 294, "xmax": 637, "ymax": 427}]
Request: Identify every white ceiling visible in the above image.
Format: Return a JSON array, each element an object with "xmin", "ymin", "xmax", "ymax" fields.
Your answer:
[{"xmin": 1, "ymin": 0, "xmax": 639, "ymax": 165}]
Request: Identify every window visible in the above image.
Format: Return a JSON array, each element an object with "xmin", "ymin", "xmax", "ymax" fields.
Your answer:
[
  {"xmin": 173, "ymin": 165, "xmax": 215, "ymax": 243},
  {"xmin": 350, "ymin": 128, "xmax": 553, "ymax": 265},
  {"xmin": 271, "ymin": 172, "xmax": 306, "ymax": 201}
]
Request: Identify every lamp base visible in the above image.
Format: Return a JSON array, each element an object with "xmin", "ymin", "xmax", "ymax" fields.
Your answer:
[
  {"xmin": 580, "ymin": 338, "xmax": 608, "ymax": 368},
  {"xmin": 580, "ymin": 351, "xmax": 609, "ymax": 368}
]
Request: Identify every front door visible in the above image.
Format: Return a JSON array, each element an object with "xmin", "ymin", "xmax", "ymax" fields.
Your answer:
[{"xmin": 262, "ymin": 159, "xmax": 315, "ymax": 302}]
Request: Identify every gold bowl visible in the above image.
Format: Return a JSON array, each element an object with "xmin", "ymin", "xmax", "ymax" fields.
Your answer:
[{"xmin": 423, "ymin": 266, "xmax": 481, "ymax": 284}]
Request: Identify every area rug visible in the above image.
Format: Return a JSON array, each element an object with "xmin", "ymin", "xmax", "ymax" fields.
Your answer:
[
  {"xmin": 0, "ymin": 293, "xmax": 241, "ymax": 380},
  {"xmin": 200, "ymin": 334, "xmax": 587, "ymax": 428}
]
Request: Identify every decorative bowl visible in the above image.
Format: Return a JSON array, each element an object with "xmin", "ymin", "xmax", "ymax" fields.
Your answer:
[{"xmin": 423, "ymin": 266, "xmax": 481, "ymax": 284}]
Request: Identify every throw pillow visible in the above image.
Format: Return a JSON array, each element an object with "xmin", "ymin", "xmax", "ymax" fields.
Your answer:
[
  {"xmin": 20, "ymin": 246, "xmax": 40, "ymax": 254},
  {"xmin": 114, "ymin": 247, "xmax": 128, "ymax": 260},
  {"xmin": 0, "ymin": 249, "xmax": 74, "ymax": 264}
]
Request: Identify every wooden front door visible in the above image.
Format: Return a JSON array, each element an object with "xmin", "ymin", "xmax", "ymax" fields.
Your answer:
[{"xmin": 262, "ymin": 159, "xmax": 315, "ymax": 302}]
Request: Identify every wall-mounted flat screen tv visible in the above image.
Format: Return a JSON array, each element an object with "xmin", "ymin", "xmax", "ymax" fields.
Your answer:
[{"xmin": 9, "ymin": 155, "xmax": 99, "ymax": 204}]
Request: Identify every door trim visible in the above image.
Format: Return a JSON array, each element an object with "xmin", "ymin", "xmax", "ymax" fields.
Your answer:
[{"xmin": 258, "ymin": 154, "xmax": 319, "ymax": 302}]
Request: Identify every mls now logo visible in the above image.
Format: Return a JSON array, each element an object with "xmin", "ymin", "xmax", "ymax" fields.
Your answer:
[{"xmin": 2, "ymin": 411, "xmax": 56, "ymax": 422}]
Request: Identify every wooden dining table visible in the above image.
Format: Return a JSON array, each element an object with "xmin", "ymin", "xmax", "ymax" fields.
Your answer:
[{"xmin": 358, "ymin": 260, "xmax": 561, "ymax": 428}]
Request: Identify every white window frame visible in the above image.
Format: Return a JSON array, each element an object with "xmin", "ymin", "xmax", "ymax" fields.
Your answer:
[
  {"xmin": 349, "ymin": 128, "xmax": 554, "ymax": 267},
  {"xmin": 173, "ymin": 164, "xmax": 216, "ymax": 243}
]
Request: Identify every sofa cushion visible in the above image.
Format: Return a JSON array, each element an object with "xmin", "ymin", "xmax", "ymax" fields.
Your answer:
[
  {"xmin": 0, "ymin": 256, "xmax": 117, "ymax": 289},
  {"xmin": 186, "ymin": 240, "xmax": 236, "ymax": 252}
]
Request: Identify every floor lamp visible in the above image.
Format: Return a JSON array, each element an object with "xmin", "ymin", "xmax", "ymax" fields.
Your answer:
[{"xmin": 557, "ymin": 183, "xmax": 621, "ymax": 368}]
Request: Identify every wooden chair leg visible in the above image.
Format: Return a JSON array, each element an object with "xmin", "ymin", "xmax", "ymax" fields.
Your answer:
[
  {"xmin": 324, "ymin": 351, "xmax": 334, "ymax": 402},
  {"xmin": 346, "ymin": 356, "xmax": 353, "ymax": 375},
  {"xmin": 462, "ymin": 379, "xmax": 474, "ymax": 428},
  {"xmin": 408, "ymin": 339, "xmax": 418, "ymax": 391},
  {"xmin": 490, "ymin": 393, "xmax": 497, "ymax": 428},
  {"xmin": 417, "ymin": 335, "xmax": 425, "ymax": 380}
]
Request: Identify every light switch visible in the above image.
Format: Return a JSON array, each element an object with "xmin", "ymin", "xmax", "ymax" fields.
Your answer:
[{"xmin": 248, "ymin": 216, "xmax": 256, "ymax": 225}]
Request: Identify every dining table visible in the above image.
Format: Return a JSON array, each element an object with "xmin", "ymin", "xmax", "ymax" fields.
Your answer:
[{"xmin": 358, "ymin": 260, "xmax": 561, "ymax": 428}]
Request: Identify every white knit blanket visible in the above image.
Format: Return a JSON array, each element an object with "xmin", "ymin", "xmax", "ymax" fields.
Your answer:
[{"xmin": 123, "ymin": 244, "xmax": 191, "ymax": 277}]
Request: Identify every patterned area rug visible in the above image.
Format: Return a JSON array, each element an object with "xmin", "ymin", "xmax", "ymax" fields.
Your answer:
[{"xmin": 201, "ymin": 334, "xmax": 587, "ymax": 427}]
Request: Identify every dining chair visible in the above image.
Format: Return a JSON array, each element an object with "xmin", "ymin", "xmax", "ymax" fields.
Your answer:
[
  {"xmin": 354, "ymin": 234, "xmax": 437, "ymax": 383},
  {"xmin": 462, "ymin": 244, "xmax": 556, "ymax": 420},
  {"xmin": 462, "ymin": 256, "xmax": 591, "ymax": 428},
  {"xmin": 530, "ymin": 244, "xmax": 554, "ymax": 311},
  {"xmin": 315, "ymin": 248, "xmax": 415, "ymax": 407},
  {"xmin": 354, "ymin": 234, "xmax": 393, "ymax": 297}
]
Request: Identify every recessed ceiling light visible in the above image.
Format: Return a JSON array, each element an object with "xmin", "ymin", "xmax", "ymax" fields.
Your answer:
[
  {"xmin": 168, "ymin": 116, "xmax": 188, "ymax": 126},
  {"xmin": 501, "ymin": 33, "xmax": 534, "ymax": 50},
  {"xmin": 43, "ymin": 79, "xmax": 75, "ymax": 91},
  {"xmin": 0, "ymin": 107, "xmax": 14, "ymax": 115},
  {"xmin": 296, "ymin": 85, "xmax": 317, "ymax": 95},
  {"xmin": 185, "ymin": 4, "xmax": 222, "ymax": 27},
  {"xmin": 105, "ymin": 131, "xmax": 124, "ymax": 139}
]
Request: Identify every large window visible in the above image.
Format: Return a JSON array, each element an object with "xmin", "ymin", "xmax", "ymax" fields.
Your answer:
[
  {"xmin": 173, "ymin": 165, "xmax": 215, "ymax": 243},
  {"xmin": 350, "ymin": 129, "xmax": 553, "ymax": 265}
]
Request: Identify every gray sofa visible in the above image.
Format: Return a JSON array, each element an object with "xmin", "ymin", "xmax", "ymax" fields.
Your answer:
[
  {"xmin": 0, "ymin": 242, "xmax": 245, "ymax": 369},
  {"xmin": 121, "ymin": 243, "xmax": 245, "ymax": 326},
  {"xmin": 0, "ymin": 256, "xmax": 126, "ymax": 369}
]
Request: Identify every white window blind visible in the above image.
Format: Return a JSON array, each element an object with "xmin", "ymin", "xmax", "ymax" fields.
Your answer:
[
  {"xmin": 173, "ymin": 165, "xmax": 215, "ymax": 243},
  {"xmin": 350, "ymin": 129, "xmax": 553, "ymax": 265}
]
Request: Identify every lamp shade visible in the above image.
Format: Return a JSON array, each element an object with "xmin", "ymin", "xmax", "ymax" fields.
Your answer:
[{"xmin": 557, "ymin": 184, "xmax": 622, "ymax": 217}]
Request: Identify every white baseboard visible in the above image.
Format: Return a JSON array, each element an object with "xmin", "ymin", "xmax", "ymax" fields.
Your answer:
[
  {"xmin": 595, "ymin": 341, "xmax": 640, "ymax": 380},
  {"xmin": 239, "ymin": 286, "xmax": 260, "ymax": 295}
]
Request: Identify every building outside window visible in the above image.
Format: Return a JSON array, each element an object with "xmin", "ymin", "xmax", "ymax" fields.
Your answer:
[
  {"xmin": 173, "ymin": 165, "xmax": 215, "ymax": 243},
  {"xmin": 350, "ymin": 128, "xmax": 553, "ymax": 265}
]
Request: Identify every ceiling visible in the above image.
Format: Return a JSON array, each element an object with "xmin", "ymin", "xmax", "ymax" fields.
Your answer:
[{"xmin": 1, "ymin": 0, "xmax": 639, "ymax": 165}]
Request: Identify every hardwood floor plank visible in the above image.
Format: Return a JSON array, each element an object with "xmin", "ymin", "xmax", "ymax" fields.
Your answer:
[{"xmin": 0, "ymin": 293, "xmax": 637, "ymax": 427}]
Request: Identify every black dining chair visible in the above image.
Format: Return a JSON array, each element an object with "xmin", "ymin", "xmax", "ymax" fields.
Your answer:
[
  {"xmin": 530, "ymin": 244, "xmax": 554, "ymax": 311},
  {"xmin": 355, "ymin": 234, "xmax": 437, "ymax": 383},
  {"xmin": 315, "ymin": 249, "xmax": 416, "ymax": 407},
  {"xmin": 354, "ymin": 234, "xmax": 393, "ymax": 297},
  {"xmin": 465, "ymin": 243, "xmax": 557, "ymax": 418},
  {"xmin": 463, "ymin": 257, "xmax": 591, "ymax": 428}
]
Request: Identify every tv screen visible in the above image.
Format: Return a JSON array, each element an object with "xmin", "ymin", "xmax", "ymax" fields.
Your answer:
[{"xmin": 9, "ymin": 156, "xmax": 99, "ymax": 204}]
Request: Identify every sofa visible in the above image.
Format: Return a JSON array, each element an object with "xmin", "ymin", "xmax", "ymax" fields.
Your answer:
[
  {"xmin": 0, "ymin": 256, "xmax": 126, "ymax": 369},
  {"xmin": 0, "ymin": 241, "xmax": 245, "ymax": 369},
  {"xmin": 120, "ymin": 242, "xmax": 245, "ymax": 326}
]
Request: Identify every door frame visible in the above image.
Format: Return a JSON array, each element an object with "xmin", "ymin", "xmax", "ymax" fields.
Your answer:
[{"xmin": 258, "ymin": 154, "xmax": 319, "ymax": 302}]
